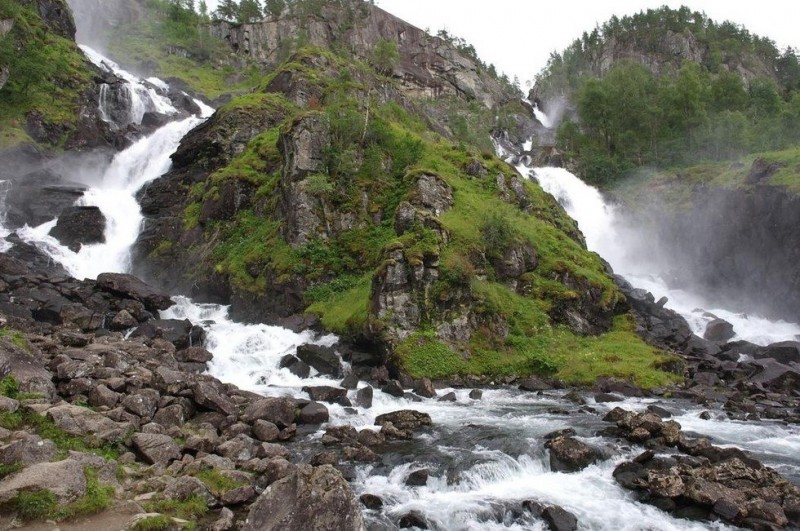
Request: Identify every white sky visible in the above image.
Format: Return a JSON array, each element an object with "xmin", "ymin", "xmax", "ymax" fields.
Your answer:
[{"xmin": 206, "ymin": 1, "xmax": 800, "ymax": 85}]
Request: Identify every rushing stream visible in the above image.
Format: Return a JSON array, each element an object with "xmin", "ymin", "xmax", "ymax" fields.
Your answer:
[{"xmin": 2, "ymin": 50, "xmax": 800, "ymax": 530}]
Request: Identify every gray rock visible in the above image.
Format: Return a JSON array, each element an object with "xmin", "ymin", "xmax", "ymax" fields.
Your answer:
[
  {"xmin": 209, "ymin": 507, "xmax": 235, "ymax": 531},
  {"xmin": 543, "ymin": 505, "xmax": 578, "ymax": 531},
  {"xmin": 242, "ymin": 397, "xmax": 296, "ymax": 428},
  {"xmin": 546, "ymin": 437, "xmax": 604, "ymax": 473},
  {"xmin": 95, "ymin": 273, "xmax": 174, "ymax": 312},
  {"xmin": 299, "ymin": 402, "xmax": 329, "ymax": 424},
  {"xmin": 122, "ymin": 389, "xmax": 160, "ymax": 419},
  {"xmin": 192, "ymin": 381, "xmax": 236, "ymax": 416},
  {"xmin": 46, "ymin": 403, "xmax": 132, "ymax": 442},
  {"xmin": 163, "ymin": 476, "xmax": 215, "ymax": 506},
  {"xmin": 354, "ymin": 386, "xmax": 373, "ymax": 408},
  {"xmin": 48, "ymin": 206, "xmax": 105, "ymax": 252},
  {"xmin": 252, "ymin": 420, "xmax": 281, "ymax": 442},
  {"xmin": 242, "ymin": 464, "xmax": 363, "ymax": 531},
  {"xmin": 88, "ymin": 384, "xmax": 121, "ymax": 409},
  {"xmin": 704, "ymin": 318, "xmax": 736, "ymax": 342},
  {"xmin": 110, "ymin": 309, "xmax": 138, "ymax": 330},
  {"xmin": 296, "ymin": 344, "xmax": 342, "ymax": 377},
  {"xmin": 0, "ymin": 459, "xmax": 87, "ymax": 503},
  {"xmin": 381, "ymin": 380, "xmax": 405, "ymax": 397},
  {"xmin": 302, "ymin": 386, "xmax": 347, "ymax": 404},
  {"xmin": 153, "ymin": 404, "xmax": 185, "ymax": 428},
  {"xmin": 131, "ymin": 433, "xmax": 181, "ymax": 465},
  {"xmin": 217, "ymin": 434, "xmax": 261, "ymax": 462},
  {"xmin": 176, "ymin": 346, "xmax": 214, "ymax": 363},
  {"xmin": 375, "ymin": 410, "xmax": 432, "ymax": 431},
  {"xmin": 405, "ymin": 468, "xmax": 429, "ymax": 487},
  {"xmin": 412, "ymin": 378, "xmax": 436, "ymax": 398},
  {"xmin": 0, "ymin": 434, "xmax": 56, "ymax": 466}
]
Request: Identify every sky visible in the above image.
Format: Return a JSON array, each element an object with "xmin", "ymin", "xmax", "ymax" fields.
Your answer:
[{"xmin": 206, "ymin": 1, "xmax": 800, "ymax": 86}]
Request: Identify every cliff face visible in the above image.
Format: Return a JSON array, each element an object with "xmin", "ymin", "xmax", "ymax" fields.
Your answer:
[
  {"xmin": 131, "ymin": 47, "xmax": 651, "ymax": 382},
  {"xmin": 209, "ymin": 2, "xmax": 512, "ymax": 109}
]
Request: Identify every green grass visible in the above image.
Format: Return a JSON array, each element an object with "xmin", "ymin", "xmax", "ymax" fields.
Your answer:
[
  {"xmin": 0, "ymin": 327, "xmax": 30, "ymax": 352},
  {"xmin": 0, "ymin": 409, "xmax": 122, "ymax": 460},
  {"xmin": 4, "ymin": 468, "xmax": 114, "ymax": 522},
  {"xmin": 143, "ymin": 495, "xmax": 208, "ymax": 521},
  {"xmin": 307, "ymin": 274, "xmax": 372, "ymax": 335},
  {"xmin": 194, "ymin": 468, "xmax": 246, "ymax": 497},
  {"xmin": 133, "ymin": 515, "xmax": 176, "ymax": 531}
]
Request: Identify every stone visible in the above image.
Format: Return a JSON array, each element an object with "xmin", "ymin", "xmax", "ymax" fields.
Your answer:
[
  {"xmin": 163, "ymin": 476, "xmax": 215, "ymax": 506},
  {"xmin": 176, "ymin": 346, "xmax": 214, "ymax": 363},
  {"xmin": 0, "ymin": 459, "xmax": 87, "ymax": 504},
  {"xmin": 131, "ymin": 433, "xmax": 181, "ymax": 465},
  {"xmin": 299, "ymin": 401, "xmax": 329, "ymax": 424},
  {"xmin": 48, "ymin": 206, "xmax": 106, "ymax": 252},
  {"xmin": 438, "ymin": 392, "xmax": 457, "ymax": 402},
  {"xmin": 302, "ymin": 385, "xmax": 347, "ymax": 403},
  {"xmin": 518, "ymin": 377, "xmax": 550, "ymax": 392},
  {"xmin": 242, "ymin": 397, "xmax": 296, "ymax": 428},
  {"xmin": 594, "ymin": 393, "xmax": 623, "ymax": 403},
  {"xmin": 405, "ymin": 468, "xmax": 429, "ymax": 487},
  {"xmin": 354, "ymin": 385, "xmax": 373, "ymax": 408},
  {"xmin": 110, "ymin": 309, "xmax": 138, "ymax": 330},
  {"xmin": 279, "ymin": 354, "xmax": 311, "ymax": 378},
  {"xmin": 412, "ymin": 378, "xmax": 436, "ymax": 398},
  {"xmin": 399, "ymin": 511, "xmax": 428, "ymax": 529},
  {"xmin": 546, "ymin": 436, "xmax": 603, "ymax": 473},
  {"xmin": 209, "ymin": 507, "xmax": 235, "ymax": 531},
  {"xmin": 217, "ymin": 434, "xmax": 262, "ymax": 462},
  {"xmin": 375, "ymin": 410, "xmax": 432, "ymax": 431},
  {"xmin": 704, "ymin": 318, "xmax": 736, "ymax": 342},
  {"xmin": 153, "ymin": 404, "xmax": 186, "ymax": 428},
  {"xmin": 360, "ymin": 493, "xmax": 383, "ymax": 510},
  {"xmin": 221, "ymin": 485, "xmax": 257, "ymax": 505},
  {"xmin": 192, "ymin": 381, "xmax": 236, "ymax": 416},
  {"xmin": 357, "ymin": 429, "xmax": 385, "ymax": 447},
  {"xmin": 95, "ymin": 273, "xmax": 174, "ymax": 312},
  {"xmin": 242, "ymin": 465, "xmax": 363, "ymax": 531},
  {"xmin": 469, "ymin": 389, "xmax": 483, "ymax": 400},
  {"xmin": 46, "ymin": 403, "xmax": 132, "ymax": 442},
  {"xmin": 340, "ymin": 373, "xmax": 359, "ymax": 390},
  {"xmin": 252, "ymin": 420, "xmax": 281, "ymax": 442},
  {"xmin": 381, "ymin": 380, "xmax": 405, "ymax": 397},
  {"xmin": 122, "ymin": 389, "xmax": 160, "ymax": 419},
  {"xmin": 88, "ymin": 384, "xmax": 121, "ymax": 409},
  {"xmin": 542, "ymin": 505, "xmax": 578, "ymax": 531},
  {"xmin": 0, "ymin": 434, "xmax": 56, "ymax": 466},
  {"xmin": 296, "ymin": 344, "xmax": 341, "ymax": 377}
]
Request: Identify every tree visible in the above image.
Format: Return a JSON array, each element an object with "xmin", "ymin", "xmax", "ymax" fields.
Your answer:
[
  {"xmin": 265, "ymin": 0, "xmax": 285, "ymax": 17},
  {"xmin": 215, "ymin": 0, "xmax": 238, "ymax": 21},
  {"xmin": 238, "ymin": 0, "xmax": 262, "ymax": 23},
  {"xmin": 370, "ymin": 38, "xmax": 399, "ymax": 75},
  {"xmin": 710, "ymin": 70, "xmax": 748, "ymax": 112}
]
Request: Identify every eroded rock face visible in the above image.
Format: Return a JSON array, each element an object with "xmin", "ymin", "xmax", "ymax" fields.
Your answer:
[
  {"xmin": 242, "ymin": 464, "xmax": 364, "ymax": 531},
  {"xmin": 210, "ymin": 2, "xmax": 512, "ymax": 109}
]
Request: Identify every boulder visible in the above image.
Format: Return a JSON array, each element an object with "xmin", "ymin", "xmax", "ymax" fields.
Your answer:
[
  {"xmin": 302, "ymin": 386, "xmax": 347, "ymax": 404},
  {"xmin": 412, "ymin": 378, "xmax": 436, "ymax": 398},
  {"xmin": 95, "ymin": 273, "xmax": 174, "ymax": 312},
  {"xmin": 296, "ymin": 344, "xmax": 341, "ymax": 377},
  {"xmin": 192, "ymin": 381, "xmax": 236, "ymax": 416},
  {"xmin": 374, "ymin": 410, "xmax": 432, "ymax": 431},
  {"xmin": 0, "ymin": 434, "xmax": 56, "ymax": 466},
  {"xmin": 252, "ymin": 420, "xmax": 281, "ymax": 442},
  {"xmin": 242, "ymin": 465, "xmax": 363, "ymax": 531},
  {"xmin": 354, "ymin": 386, "xmax": 373, "ymax": 408},
  {"xmin": 131, "ymin": 319, "xmax": 205, "ymax": 349},
  {"xmin": 405, "ymin": 468, "xmax": 429, "ymax": 487},
  {"xmin": 299, "ymin": 402, "xmax": 329, "ymax": 424},
  {"xmin": 543, "ymin": 505, "xmax": 578, "ymax": 531},
  {"xmin": 242, "ymin": 397, "xmax": 296, "ymax": 428},
  {"xmin": 381, "ymin": 380, "xmax": 405, "ymax": 397},
  {"xmin": 0, "ymin": 459, "xmax": 87, "ymax": 504},
  {"xmin": 545, "ymin": 436, "xmax": 604, "ymax": 473},
  {"xmin": 755, "ymin": 341, "xmax": 800, "ymax": 364},
  {"xmin": 279, "ymin": 354, "xmax": 311, "ymax": 378},
  {"xmin": 48, "ymin": 206, "xmax": 106, "ymax": 252},
  {"xmin": 46, "ymin": 403, "xmax": 132, "ymax": 442},
  {"xmin": 703, "ymin": 318, "xmax": 736, "ymax": 342},
  {"xmin": 131, "ymin": 433, "xmax": 181, "ymax": 465}
]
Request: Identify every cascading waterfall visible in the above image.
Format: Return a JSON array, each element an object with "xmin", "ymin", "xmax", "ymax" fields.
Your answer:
[
  {"xmin": 80, "ymin": 45, "xmax": 177, "ymax": 128},
  {"xmin": 15, "ymin": 46, "xmax": 213, "ymax": 280},
  {"xmin": 519, "ymin": 106, "xmax": 800, "ymax": 346},
  {"xmin": 0, "ymin": 180, "xmax": 12, "ymax": 252},
  {"xmin": 9, "ymin": 46, "xmax": 800, "ymax": 531}
]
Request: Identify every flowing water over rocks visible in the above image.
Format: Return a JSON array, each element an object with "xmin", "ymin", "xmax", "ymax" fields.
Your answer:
[{"xmin": 2, "ymin": 50, "xmax": 800, "ymax": 531}]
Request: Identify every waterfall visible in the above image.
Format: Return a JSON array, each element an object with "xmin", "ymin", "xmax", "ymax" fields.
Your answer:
[
  {"xmin": 513, "ymin": 114, "xmax": 800, "ymax": 346},
  {"xmin": 15, "ymin": 47, "xmax": 213, "ymax": 280}
]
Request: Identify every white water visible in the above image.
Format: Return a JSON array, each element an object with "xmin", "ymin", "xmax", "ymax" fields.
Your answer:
[
  {"xmin": 80, "ymin": 45, "xmax": 177, "ymax": 127},
  {"xmin": 9, "ymin": 48, "xmax": 214, "ymax": 279}
]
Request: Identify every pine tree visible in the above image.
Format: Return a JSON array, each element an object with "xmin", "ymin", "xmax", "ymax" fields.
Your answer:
[
  {"xmin": 215, "ymin": 0, "xmax": 238, "ymax": 21},
  {"xmin": 238, "ymin": 0, "xmax": 263, "ymax": 23}
]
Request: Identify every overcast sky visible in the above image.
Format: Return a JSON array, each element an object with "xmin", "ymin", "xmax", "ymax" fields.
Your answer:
[{"xmin": 206, "ymin": 1, "xmax": 800, "ymax": 85}]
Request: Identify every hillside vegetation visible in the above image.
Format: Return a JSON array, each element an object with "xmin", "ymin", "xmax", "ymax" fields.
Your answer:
[{"xmin": 535, "ymin": 6, "xmax": 800, "ymax": 185}]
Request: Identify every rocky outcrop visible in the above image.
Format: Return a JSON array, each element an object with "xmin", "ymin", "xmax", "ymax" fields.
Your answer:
[
  {"xmin": 209, "ymin": 1, "xmax": 512, "ymax": 109},
  {"xmin": 48, "ymin": 206, "xmax": 106, "ymax": 251}
]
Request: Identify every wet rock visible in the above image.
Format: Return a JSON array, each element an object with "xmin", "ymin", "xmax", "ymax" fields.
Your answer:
[
  {"xmin": 518, "ymin": 377, "xmax": 550, "ymax": 392},
  {"xmin": 95, "ymin": 273, "xmax": 174, "ymax": 312},
  {"xmin": 469, "ymin": 389, "xmax": 483, "ymax": 400},
  {"xmin": 296, "ymin": 344, "xmax": 341, "ymax": 377},
  {"xmin": 405, "ymin": 468, "xmax": 429, "ymax": 487},
  {"xmin": 545, "ymin": 436, "xmax": 603, "ymax": 472},
  {"xmin": 360, "ymin": 493, "xmax": 383, "ymax": 510},
  {"xmin": 412, "ymin": 378, "xmax": 436, "ymax": 398},
  {"xmin": 646, "ymin": 404, "xmax": 672, "ymax": 418},
  {"xmin": 357, "ymin": 429, "xmax": 385, "ymax": 447},
  {"xmin": 110, "ymin": 309, "xmax": 138, "ymax": 330},
  {"xmin": 279, "ymin": 354, "xmax": 311, "ymax": 378},
  {"xmin": 755, "ymin": 341, "xmax": 800, "ymax": 365},
  {"xmin": 381, "ymin": 379, "xmax": 405, "ymax": 397},
  {"xmin": 299, "ymin": 401, "xmax": 329, "ymax": 424},
  {"xmin": 242, "ymin": 464, "xmax": 363, "ymax": 531},
  {"xmin": 340, "ymin": 374, "xmax": 359, "ymax": 390},
  {"xmin": 131, "ymin": 432, "xmax": 181, "ymax": 465},
  {"xmin": 544, "ymin": 428, "xmax": 576, "ymax": 440},
  {"xmin": 176, "ymin": 346, "xmax": 214, "ymax": 364},
  {"xmin": 302, "ymin": 386, "xmax": 347, "ymax": 404},
  {"xmin": 48, "ymin": 206, "xmax": 106, "ymax": 252},
  {"xmin": 354, "ymin": 385, "xmax": 373, "ymax": 408},
  {"xmin": 399, "ymin": 511, "xmax": 428, "ymax": 529},
  {"xmin": 594, "ymin": 392, "xmax": 623, "ymax": 403},
  {"xmin": 375, "ymin": 410, "xmax": 432, "ymax": 431},
  {"xmin": 542, "ymin": 505, "xmax": 578, "ymax": 531},
  {"xmin": 438, "ymin": 391, "xmax": 457, "ymax": 402},
  {"xmin": 703, "ymin": 318, "xmax": 736, "ymax": 342}
]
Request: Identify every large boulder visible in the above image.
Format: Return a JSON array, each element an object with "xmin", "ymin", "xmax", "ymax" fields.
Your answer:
[
  {"xmin": 46, "ymin": 403, "xmax": 132, "ymax": 442},
  {"xmin": 0, "ymin": 459, "xmax": 87, "ymax": 504},
  {"xmin": 296, "ymin": 344, "xmax": 342, "ymax": 377},
  {"xmin": 48, "ymin": 206, "xmax": 106, "ymax": 252},
  {"xmin": 242, "ymin": 465, "xmax": 363, "ymax": 531},
  {"xmin": 95, "ymin": 273, "xmax": 174, "ymax": 312},
  {"xmin": 545, "ymin": 436, "xmax": 604, "ymax": 473},
  {"xmin": 703, "ymin": 318, "xmax": 735, "ymax": 343}
]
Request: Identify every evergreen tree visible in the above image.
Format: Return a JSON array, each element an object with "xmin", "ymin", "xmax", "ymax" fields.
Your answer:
[
  {"xmin": 215, "ymin": 0, "xmax": 238, "ymax": 21},
  {"xmin": 265, "ymin": 0, "xmax": 285, "ymax": 17},
  {"xmin": 239, "ymin": 0, "xmax": 263, "ymax": 23}
]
